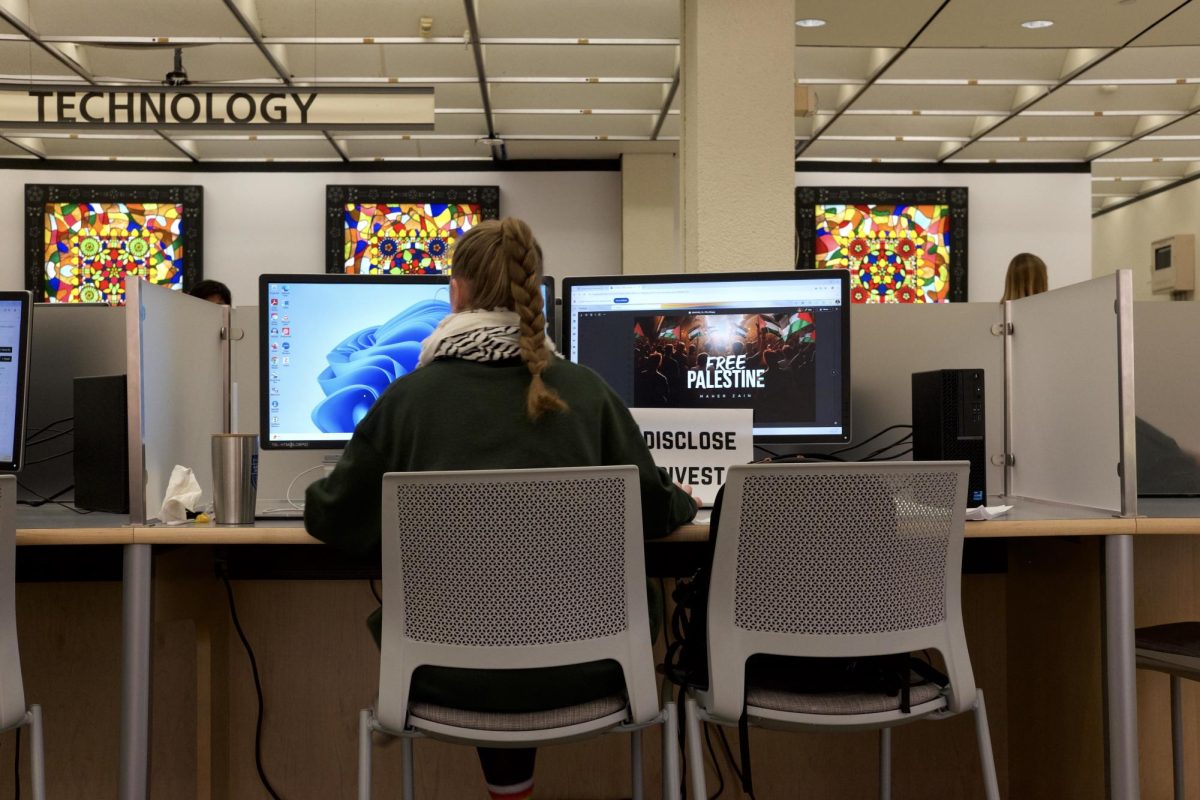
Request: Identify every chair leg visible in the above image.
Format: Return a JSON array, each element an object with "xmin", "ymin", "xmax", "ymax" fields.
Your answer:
[
  {"xmin": 879, "ymin": 727, "xmax": 891, "ymax": 800},
  {"xmin": 402, "ymin": 736, "xmax": 415, "ymax": 800},
  {"xmin": 973, "ymin": 689, "xmax": 1001, "ymax": 800},
  {"xmin": 683, "ymin": 696, "xmax": 707, "ymax": 800},
  {"xmin": 1172, "ymin": 676, "xmax": 1185, "ymax": 800},
  {"xmin": 630, "ymin": 728, "xmax": 644, "ymax": 800},
  {"xmin": 662, "ymin": 702, "xmax": 681, "ymax": 800},
  {"xmin": 28, "ymin": 705, "xmax": 45, "ymax": 800},
  {"xmin": 358, "ymin": 709, "xmax": 373, "ymax": 800}
]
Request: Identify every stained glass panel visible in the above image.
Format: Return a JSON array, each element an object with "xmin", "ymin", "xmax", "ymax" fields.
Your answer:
[
  {"xmin": 814, "ymin": 203, "xmax": 952, "ymax": 304},
  {"xmin": 343, "ymin": 202, "xmax": 482, "ymax": 275},
  {"xmin": 42, "ymin": 202, "xmax": 185, "ymax": 304}
]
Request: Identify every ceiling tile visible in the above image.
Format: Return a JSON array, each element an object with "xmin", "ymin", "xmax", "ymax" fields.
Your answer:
[
  {"xmin": 791, "ymin": 0, "xmax": 948, "ymax": 47},
  {"xmin": 30, "ymin": 0, "xmax": 248, "ymax": 37},
  {"xmin": 485, "ymin": 44, "xmax": 676, "ymax": 79},
  {"xmin": 256, "ymin": 0, "xmax": 468, "ymax": 39}
]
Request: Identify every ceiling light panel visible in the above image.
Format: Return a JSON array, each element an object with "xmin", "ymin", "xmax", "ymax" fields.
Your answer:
[
  {"xmin": 36, "ymin": 135, "xmax": 185, "ymax": 159},
  {"xmin": 986, "ymin": 114, "xmax": 1142, "ymax": 138},
  {"xmin": 795, "ymin": 47, "xmax": 894, "ymax": 81},
  {"xmin": 799, "ymin": 138, "xmax": 947, "ymax": 160},
  {"xmin": 484, "ymin": 44, "xmax": 676, "ymax": 79},
  {"xmin": 504, "ymin": 139, "xmax": 674, "ymax": 158},
  {"xmin": 80, "ymin": 43, "xmax": 278, "ymax": 84},
  {"xmin": 254, "ymin": 0, "xmax": 469, "ymax": 38},
  {"xmin": 282, "ymin": 43, "xmax": 477, "ymax": 80},
  {"xmin": 30, "ymin": 0, "xmax": 248, "ymax": 37},
  {"xmin": 885, "ymin": 47, "xmax": 1069, "ymax": 82},
  {"xmin": 951, "ymin": 139, "xmax": 1094, "ymax": 160},
  {"xmin": 856, "ymin": 83, "xmax": 1020, "ymax": 112},
  {"xmin": 188, "ymin": 137, "xmax": 344, "ymax": 160},
  {"xmin": 494, "ymin": 113, "xmax": 657, "ymax": 138},
  {"xmin": 915, "ymin": 0, "xmax": 1187, "ymax": 48},
  {"xmin": 489, "ymin": 82, "xmax": 669, "ymax": 110},
  {"xmin": 1080, "ymin": 44, "xmax": 1200, "ymax": 80},
  {"xmin": 1033, "ymin": 83, "xmax": 1198, "ymax": 112},
  {"xmin": 479, "ymin": 0, "xmax": 677, "ymax": 38},
  {"xmin": 1091, "ymin": 160, "xmax": 1192, "ymax": 178},
  {"xmin": 1102, "ymin": 138, "xmax": 1200, "ymax": 160},
  {"xmin": 0, "ymin": 40, "xmax": 77, "ymax": 76},
  {"xmin": 819, "ymin": 113, "xmax": 979, "ymax": 138}
]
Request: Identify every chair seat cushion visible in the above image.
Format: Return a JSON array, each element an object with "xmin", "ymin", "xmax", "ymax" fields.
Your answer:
[
  {"xmin": 409, "ymin": 694, "xmax": 627, "ymax": 732},
  {"xmin": 747, "ymin": 680, "xmax": 944, "ymax": 716}
]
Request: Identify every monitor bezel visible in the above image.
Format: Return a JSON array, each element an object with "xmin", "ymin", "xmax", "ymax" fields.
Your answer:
[
  {"xmin": 259, "ymin": 273, "xmax": 555, "ymax": 450},
  {"xmin": 0, "ymin": 291, "xmax": 33, "ymax": 472},
  {"xmin": 561, "ymin": 269, "xmax": 852, "ymax": 446}
]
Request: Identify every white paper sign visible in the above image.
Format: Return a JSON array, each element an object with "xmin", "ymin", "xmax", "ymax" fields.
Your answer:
[{"xmin": 631, "ymin": 407, "xmax": 754, "ymax": 506}]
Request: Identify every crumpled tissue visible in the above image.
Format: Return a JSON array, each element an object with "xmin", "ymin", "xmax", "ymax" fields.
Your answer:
[
  {"xmin": 159, "ymin": 465, "xmax": 202, "ymax": 525},
  {"xmin": 965, "ymin": 504, "xmax": 1013, "ymax": 521}
]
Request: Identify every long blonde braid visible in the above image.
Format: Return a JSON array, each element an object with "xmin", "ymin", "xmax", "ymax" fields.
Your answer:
[{"xmin": 452, "ymin": 217, "xmax": 568, "ymax": 420}]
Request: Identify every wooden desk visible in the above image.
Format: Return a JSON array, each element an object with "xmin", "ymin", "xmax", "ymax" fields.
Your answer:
[{"xmin": 16, "ymin": 507, "xmax": 133, "ymax": 546}]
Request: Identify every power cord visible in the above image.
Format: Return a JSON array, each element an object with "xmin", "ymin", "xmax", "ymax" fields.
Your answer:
[
  {"xmin": 25, "ymin": 427, "xmax": 74, "ymax": 448},
  {"xmin": 13, "ymin": 726, "xmax": 19, "ymax": 800},
  {"xmin": 258, "ymin": 464, "xmax": 327, "ymax": 516},
  {"xmin": 16, "ymin": 481, "xmax": 92, "ymax": 514},
  {"xmin": 23, "ymin": 416, "xmax": 73, "ymax": 443},
  {"xmin": 368, "ymin": 579, "xmax": 381, "ymax": 605},
  {"xmin": 861, "ymin": 434, "xmax": 913, "ymax": 461},
  {"xmin": 829, "ymin": 424, "xmax": 913, "ymax": 457},
  {"xmin": 220, "ymin": 569, "xmax": 285, "ymax": 800},
  {"xmin": 22, "ymin": 450, "xmax": 73, "ymax": 467},
  {"xmin": 703, "ymin": 723, "xmax": 726, "ymax": 799}
]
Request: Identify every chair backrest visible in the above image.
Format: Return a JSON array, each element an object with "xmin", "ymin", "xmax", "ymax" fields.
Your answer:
[
  {"xmin": 376, "ymin": 466, "xmax": 659, "ymax": 732},
  {"xmin": 0, "ymin": 476, "xmax": 27, "ymax": 730},
  {"xmin": 706, "ymin": 462, "xmax": 975, "ymax": 720}
]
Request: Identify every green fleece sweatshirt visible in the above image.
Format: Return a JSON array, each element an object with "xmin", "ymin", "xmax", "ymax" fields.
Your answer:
[
  {"xmin": 303, "ymin": 356, "xmax": 694, "ymax": 712},
  {"xmin": 304, "ymin": 356, "xmax": 697, "ymax": 553}
]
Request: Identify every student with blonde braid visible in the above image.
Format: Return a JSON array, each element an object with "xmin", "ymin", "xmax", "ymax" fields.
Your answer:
[{"xmin": 305, "ymin": 217, "xmax": 699, "ymax": 800}]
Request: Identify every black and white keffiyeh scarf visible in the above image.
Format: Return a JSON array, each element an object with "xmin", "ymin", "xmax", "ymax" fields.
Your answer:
[{"xmin": 417, "ymin": 308, "xmax": 557, "ymax": 367}]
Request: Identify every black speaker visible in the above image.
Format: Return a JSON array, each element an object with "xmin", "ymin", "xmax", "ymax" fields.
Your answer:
[
  {"xmin": 73, "ymin": 375, "xmax": 129, "ymax": 514},
  {"xmin": 912, "ymin": 369, "xmax": 987, "ymax": 507}
]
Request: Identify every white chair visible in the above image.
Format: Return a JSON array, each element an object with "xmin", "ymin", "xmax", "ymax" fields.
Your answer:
[
  {"xmin": 0, "ymin": 475, "xmax": 46, "ymax": 799},
  {"xmin": 683, "ymin": 462, "xmax": 999, "ymax": 800},
  {"xmin": 359, "ymin": 465, "xmax": 680, "ymax": 800}
]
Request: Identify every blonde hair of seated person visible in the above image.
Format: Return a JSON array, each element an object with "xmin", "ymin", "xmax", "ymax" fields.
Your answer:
[
  {"xmin": 450, "ymin": 217, "xmax": 567, "ymax": 421},
  {"xmin": 1001, "ymin": 253, "xmax": 1048, "ymax": 302}
]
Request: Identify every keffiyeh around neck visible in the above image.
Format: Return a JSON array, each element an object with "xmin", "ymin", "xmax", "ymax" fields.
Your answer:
[{"xmin": 417, "ymin": 308, "xmax": 557, "ymax": 368}]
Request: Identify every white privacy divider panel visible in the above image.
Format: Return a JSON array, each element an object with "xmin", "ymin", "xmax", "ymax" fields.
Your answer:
[
  {"xmin": 1007, "ymin": 271, "xmax": 1135, "ymax": 514},
  {"xmin": 126, "ymin": 281, "xmax": 228, "ymax": 523},
  {"xmin": 820, "ymin": 303, "xmax": 1005, "ymax": 493}
]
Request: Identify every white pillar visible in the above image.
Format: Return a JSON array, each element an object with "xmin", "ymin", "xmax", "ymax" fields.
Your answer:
[
  {"xmin": 680, "ymin": 0, "xmax": 795, "ymax": 273},
  {"xmin": 622, "ymin": 153, "xmax": 679, "ymax": 274}
]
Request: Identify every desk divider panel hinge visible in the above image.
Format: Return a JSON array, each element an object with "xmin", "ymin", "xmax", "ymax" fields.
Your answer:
[
  {"xmin": 220, "ymin": 326, "xmax": 246, "ymax": 341},
  {"xmin": 990, "ymin": 453, "xmax": 1014, "ymax": 467},
  {"xmin": 990, "ymin": 322, "xmax": 1013, "ymax": 336}
]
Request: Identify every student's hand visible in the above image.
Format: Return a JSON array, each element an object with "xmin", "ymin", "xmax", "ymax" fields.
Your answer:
[{"xmin": 675, "ymin": 482, "xmax": 703, "ymax": 508}]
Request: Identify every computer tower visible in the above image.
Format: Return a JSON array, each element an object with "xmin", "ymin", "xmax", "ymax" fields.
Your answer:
[
  {"xmin": 912, "ymin": 369, "xmax": 987, "ymax": 507},
  {"xmin": 73, "ymin": 375, "xmax": 129, "ymax": 514}
]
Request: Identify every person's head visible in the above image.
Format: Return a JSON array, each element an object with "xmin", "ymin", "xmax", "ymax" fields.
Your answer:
[
  {"xmin": 1001, "ymin": 253, "xmax": 1048, "ymax": 302},
  {"xmin": 188, "ymin": 279, "xmax": 231, "ymax": 306},
  {"xmin": 448, "ymin": 218, "xmax": 566, "ymax": 421}
]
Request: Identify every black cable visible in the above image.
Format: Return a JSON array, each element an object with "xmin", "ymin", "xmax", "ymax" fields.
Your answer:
[
  {"xmin": 14, "ymin": 726, "xmax": 19, "ymax": 800},
  {"xmin": 21, "ymin": 450, "xmax": 73, "ymax": 467},
  {"xmin": 829, "ymin": 424, "xmax": 913, "ymax": 456},
  {"xmin": 221, "ymin": 571, "xmax": 285, "ymax": 800},
  {"xmin": 861, "ymin": 434, "xmax": 913, "ymax": 461},
  {"xmin": 23, "ymin": 417, "xmax": 73, "ymax": 443},
  {"xmin": 874, "ymin": 448, "xmax": 913, "ymax": 461},
  {"xmin": 715, "ymin": 728, "xmax": 744, "ymax": 784},
  {"xmin": 752, "ymin": 444, "xmax": 780, "ymax": 460},
  {"xmin": 368, "ymin": 579, "xmax": 381, "ymax": 605},
  {"xmin": 703, "ymin": 723, "xmax": 726, "ymax": 800},
  {"xmin": 16, "ymin": 481, "xmax": 91, "ymax": 514},
  {"xmin": 25, "ymin": 427, "xmax": 74, "ymax": 447}
]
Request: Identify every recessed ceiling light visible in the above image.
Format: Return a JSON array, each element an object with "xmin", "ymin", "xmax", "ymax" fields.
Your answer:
[
  {"xmin": 795, "ymin": 18, "xmax": 827, "ymax": 28},
  {"xmin": 1021, "ymin": 19, "xmax": 1054, "ymax": 28}
]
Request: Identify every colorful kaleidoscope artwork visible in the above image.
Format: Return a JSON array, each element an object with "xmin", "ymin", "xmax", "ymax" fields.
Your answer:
[
  {"xmin": 42, "ymin": 202, "xmax": 184, "ymax": 304},
  {"xmin": 814, "ymin": 204, "xmax": 952, "ymax": 304},
  {"xmin": 343, "ymin": 203, "xmax": 482, "ymax": 275}
]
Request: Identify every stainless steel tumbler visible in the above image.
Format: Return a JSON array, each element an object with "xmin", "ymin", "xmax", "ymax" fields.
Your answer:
[{"xmin": 211, "ymin": 434, "xmax": 258, "ymax": 525}]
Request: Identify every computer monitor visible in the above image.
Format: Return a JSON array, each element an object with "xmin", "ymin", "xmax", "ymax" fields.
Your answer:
[
  {"xmin": 0, "ymin": 292, "xmax": 33, "ymax": 471},
  {"xmin": 563, "ymin": 270, "xmax": 850, "ymax": 445},
  {"xmin": 260, "ymin": 274, "xmax": 554, "ymax": 450}
]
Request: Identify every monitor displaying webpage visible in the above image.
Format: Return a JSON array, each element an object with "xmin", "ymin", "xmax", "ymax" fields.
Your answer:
[
  {"xmin": 566, "ymin": 273, "xmax": 849, "ymax": 442},
  {"xmin": 0, "ymin": 299, "xmax": 23, "ymax": 463}
]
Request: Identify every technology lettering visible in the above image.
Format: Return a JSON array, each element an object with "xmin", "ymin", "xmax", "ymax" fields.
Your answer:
[
  {"xmin": 685, "ymin": 354, "xmax": 766, "ymax": 390},
  {"xmin": 28, "ymin": 90, "xmax": 318, "ymax": 125}
]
